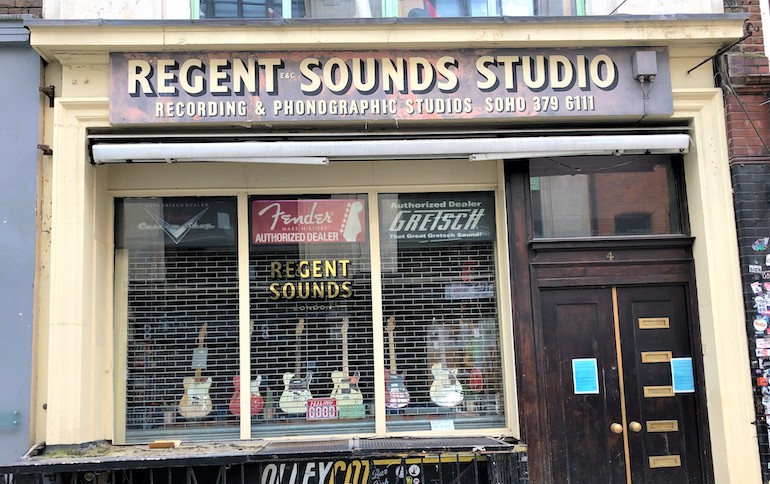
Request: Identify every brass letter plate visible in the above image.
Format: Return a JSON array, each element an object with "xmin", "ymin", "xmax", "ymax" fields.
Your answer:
[
  {"xmin": 639, "ymin": 317, "xmax": 670, "ymax": 329},
  {"xmin": 646, "ymin": 420, "xmax": 679, "ymax": 432},
  {"xmin": 643, "ymin": 386, "xmax": 674, "ymax": 398},
  {"xmin": 641, "ymin": 351, "xmax": 672, "ymax": 363},
  {"xmin": 649, "ymin": 455, "xmax": 681, "ymax": 468}
]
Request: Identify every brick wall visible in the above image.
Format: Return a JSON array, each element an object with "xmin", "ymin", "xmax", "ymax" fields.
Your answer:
[
  {"xmin": 0, "ymin": 0, "xmax": 41, "ymax": 16},
  {"xmin": 723, "ymin": 0, "xmax": 770, "ymax": 160},
  {"xmin": 725, "ymin": 0, "xmax": 770, "ymax": 480}
]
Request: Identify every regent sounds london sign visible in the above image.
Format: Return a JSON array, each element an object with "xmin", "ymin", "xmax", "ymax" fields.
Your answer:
[{"xmin": 109, "ymin": 47, "xmax": 673, "ymax": 124}]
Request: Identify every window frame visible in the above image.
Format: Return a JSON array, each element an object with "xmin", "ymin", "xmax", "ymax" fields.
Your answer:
[
  {"xmin": 195, "ymin": 0, "xmax": 582, "ymax": 18},
  {"xmin": 114, "ymin": 185, "xmax": 516, "ymax": 444}
]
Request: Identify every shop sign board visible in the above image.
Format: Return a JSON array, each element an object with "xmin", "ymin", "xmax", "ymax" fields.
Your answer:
[
  {"xmin": 109, "ymin": 47, "xmax": 673, "ymax": 124},
  {"xmin": 379, "ymin": 192, "xmax": 495, "ymax": 245},
  {"xmin": 116, "ymin": 197, "xmax": 237, "ymax": 248},
  {"xmin": 251, "ymin": 199, "xmax": 367, "ymax": 244},
  {"xmin": 251, "ymin": 455, "xmax": 481, "ymax": 484}
]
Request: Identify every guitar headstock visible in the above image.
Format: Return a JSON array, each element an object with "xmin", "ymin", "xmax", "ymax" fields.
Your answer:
[
  {"xmin": 296, "ymin": 319, "xmax": 305, "ymax": 336},
  {"xmin": 387, "ymin": 316, "xmax": 395, "ymax": 334},
  {"xmin": 341, "ymin": 318, "xmax": 349, "ymax": 335}
]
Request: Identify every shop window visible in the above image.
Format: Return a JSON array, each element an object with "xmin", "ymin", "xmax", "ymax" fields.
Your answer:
[
  {"xmin": 116, "ymin": 197, "xmax": 241, "ymax": 441},
  {"xmin": 249, "ymin": 194, "xmax": 375, "ymax": 436},
  {"xmin": 378, "ymin": 192, "xmax": 505, "ymax": 431},
  {"xmin": 117, "ymin": 191, "xmax": 506, "ymax": 442},
  {"xmin": 198, "ymin": 0, "xmax": 578, "ymax": 18},
  {"xmin": 529, "ymin": 154, "xmax": 683, "ymax": 238}
]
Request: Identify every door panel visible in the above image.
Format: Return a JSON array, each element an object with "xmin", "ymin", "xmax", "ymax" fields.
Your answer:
[
  {"xmin": 617, "ymin": 285, "xmax": 704, "ymax": 483},
  {"xmin": 540, "ymin": 288, "xmax": 625, "ymax": 483},
  {"xmin": 541, "ymin": 285, "xmax": 706, "ymax": 483}
]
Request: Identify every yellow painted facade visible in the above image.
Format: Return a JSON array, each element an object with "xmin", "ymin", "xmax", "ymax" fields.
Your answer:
[{"xmin": 26, "ymin": 15, "xmax": 760, "ymax": 483}]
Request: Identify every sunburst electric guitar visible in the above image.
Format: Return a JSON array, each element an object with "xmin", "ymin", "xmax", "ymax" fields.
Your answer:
[
  {"xmin": 178, "ymin": 323, "xmax": 213, "ymax": 419},
  {"xmin": 429, "ymin": 320, "xmax": 464, "ymax": 407},
  {"xmin": 279, "ymin": 319, "xmax": 313, "ymax": 414},
  {"xmin": 330, "ymin": 318, "xmax": 363, "ymax": 406},
  {"xmin": 384, "ymin": 316, "xmax": 410, "ymax": 409}
]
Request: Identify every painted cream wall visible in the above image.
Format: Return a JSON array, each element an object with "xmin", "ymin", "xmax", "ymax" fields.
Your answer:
[{"xmin": 29, "ymin": 16, "xmax": 758, "ymax": 483}]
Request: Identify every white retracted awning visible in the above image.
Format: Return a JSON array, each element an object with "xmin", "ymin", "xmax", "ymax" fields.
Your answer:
[{"xmin": 90, "ymin": 133, "xmax": 690, "ymax": 165}]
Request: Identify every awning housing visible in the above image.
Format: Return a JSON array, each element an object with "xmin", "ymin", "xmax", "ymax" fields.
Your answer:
[{"xmin": 89, "ymin": 134, "xmax": 690, "ymax": 165}]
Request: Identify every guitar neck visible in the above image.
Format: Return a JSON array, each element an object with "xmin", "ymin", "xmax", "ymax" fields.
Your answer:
[
  {"xmin": 195, "ymin": 323, "xmax": 207, "ymax": 380},
  {"xmin": 342, "ymin": 325, "xmax": 349, "ymax": 375},
  {"xmin": 388, "ymin": 327, "xmax": 398, "ymax": 375},
  {"xmin": 294, "ymin": 333, "xmax": 301, "ymax": 375},
  {"xmin": 292, "ymin": 319, "xmax": 305, "ymax": 376},
  {"xmin": 438, "ymin": 319, "xmax": 447, "ymax": 364}
]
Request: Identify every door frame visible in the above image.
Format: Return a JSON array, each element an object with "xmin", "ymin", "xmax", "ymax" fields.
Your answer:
[{"xmin": 505, "ymin": 162, "xmax": 714, "ymax": 483}]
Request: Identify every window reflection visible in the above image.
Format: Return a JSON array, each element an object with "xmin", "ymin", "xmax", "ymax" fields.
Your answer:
[
  {"xmin": 200, "ymin": 0, "xmax": 576, "ymax": 18},
  {"xmin": 529, "ymin": 155, "xmax": 683, "ymax": 238}
]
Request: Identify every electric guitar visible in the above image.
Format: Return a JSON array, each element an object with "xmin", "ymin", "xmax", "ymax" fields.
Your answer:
[
  {"xmin": 279, "ymin": 319, "xmax": 313, "ymax": 414},
  {"xmin": 330, "ymin": 318, "xmax": 363, "ymax": 406},
  {"xmin": 229, "ymin": 374, "xmax": 264, "ymax": 416},
  {"xmin": 384, "ymin": 316, "xmax": 410, "ymax": 409},
  {"xmin": 178, "ymin": 323, "xmax": 213, "ymax": 419},
  {"xmin": 429, "ymin": 319, "xmax": 464, "ymax": 407},
  {"xmin": 229, "ymin": 320, "xmax": 264, "ymax": 416}
]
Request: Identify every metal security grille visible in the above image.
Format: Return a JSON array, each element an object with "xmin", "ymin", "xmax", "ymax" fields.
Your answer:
[
  {"xmin": 249, "ymin": 194, "xmax": 375, "ymax": 436},
  {"xmin": 249, "ymin": 246, "xmax": 375, "ymax": 435},
  {"xmin": 120, "ymin": 191, "xmax": 504, "ymax": 441},
  {"xmin": 125, "ymin": 247, "xmax": 241, "ymax": 441},
  {"xmin": 381, "ymin": 240, "xmax": 504, "ymax": 430}
]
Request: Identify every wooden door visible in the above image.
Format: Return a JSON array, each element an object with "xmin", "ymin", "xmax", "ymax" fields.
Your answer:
[{"xmin": 540, "ymin": 285, "xmax": 707, "ymax": 483}]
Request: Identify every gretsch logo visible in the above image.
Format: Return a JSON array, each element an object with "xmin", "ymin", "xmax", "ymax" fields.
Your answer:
[
  {"xmin": 258, "ymin": 201, "xmax": 334, "ymax": 230},
  {"xmin": 141, "ymin": 207, "xmax": 214, "ymax": 244}
]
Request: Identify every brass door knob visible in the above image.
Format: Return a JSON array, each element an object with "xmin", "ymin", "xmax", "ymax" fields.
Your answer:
[
  {"xmin": 629, "ymin": 421, "xmax": 642, "ymax": 432},
  {"xmin": 610, "ymin": 423, "xmax": 623, "ymax": 434}
]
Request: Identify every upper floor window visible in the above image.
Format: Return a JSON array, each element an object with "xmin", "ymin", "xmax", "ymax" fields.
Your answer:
[{"xmin": 199, "ymin": 0, "xmax": 580, "ymax": 19}]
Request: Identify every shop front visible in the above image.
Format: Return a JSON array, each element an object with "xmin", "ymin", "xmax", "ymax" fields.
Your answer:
[{"xmin": 9, "ymin": 14, "xmax": 760, "ymax": 484}]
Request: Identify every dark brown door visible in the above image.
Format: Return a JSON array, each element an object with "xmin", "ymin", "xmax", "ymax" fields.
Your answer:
[{"xmin": 540, "ymin": 285, "xmax": 706, "ymax": 483}]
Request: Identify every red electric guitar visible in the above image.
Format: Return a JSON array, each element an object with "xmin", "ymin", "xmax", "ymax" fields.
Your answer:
[{"xmin": 229, "ymin": 322, "xmax": 265, "ymax": 416}]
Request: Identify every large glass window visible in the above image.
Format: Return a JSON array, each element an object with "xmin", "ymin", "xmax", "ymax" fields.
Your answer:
[
  {"xmin": 118, "ymin": 190, "xmax": 506, "ymax": 442},
  {"xmin": 378, "ymin": 192, "xmax": 506, "ymax": 431},
  {"xmin": 116, "ymin": 197, "xmax": 240, "ymax": 442},
  {"xmin": 249, "ymin": 194, "xmax": 375, "ymax": 436},
  {"xmin": 199, "ymin": 0, "xmax": 578, "ymax": 18},
  {"xmin": 529, "ymin": 155, "xmax": 683, "ymax": 238}
]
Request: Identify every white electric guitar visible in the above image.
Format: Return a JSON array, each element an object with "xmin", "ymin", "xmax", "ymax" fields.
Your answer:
[
  {"xmin": 178, "ymin": 323, "xmax": 213, "ymax": 419},
  {"xmin": 279, "ymin": 319, "xmax": 313, "ymax": 414},
  {"xmin": 429, "ymin": 319, "xmax": 464, "ymax": 408},
  {"xmin": 330, "ymin": 318, "xmax": 363, "ymax": 406}
]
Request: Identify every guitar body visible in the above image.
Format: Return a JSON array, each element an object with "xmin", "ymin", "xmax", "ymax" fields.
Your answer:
[
  {"xmin": 384, "ymin": 369, "xmax": 410, "ymax": 409},
  {"xmin": 178, "ymin": 376, "xmax": 213, "ymax": 418},
  {"xmin": 429, "ymin": 363, "xmax": 464, "ymax": 408},
  {"xmin": 229, "ymin": 374, "xmax": 264, "ymax": 416},
  {"xmin": 330, "ymin": 370, "xmax": 363, "ymax": 406},
  {"xmin": 279, "ymin": 371, "xmax": 313, "ymax": 414}
]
